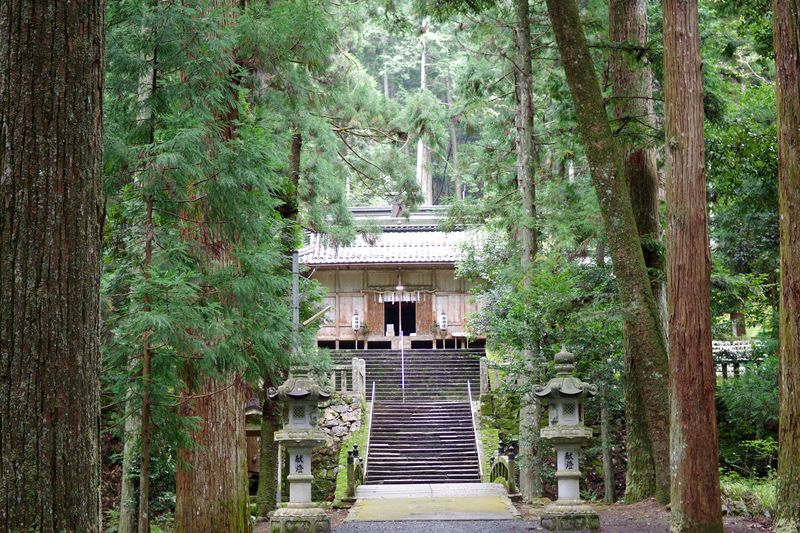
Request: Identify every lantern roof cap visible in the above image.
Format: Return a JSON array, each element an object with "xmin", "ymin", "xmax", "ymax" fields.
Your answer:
[
  {"xmin": 269, "ymin": 367, "xmax": 332, "ymax": 402},
  {"xmin": 534, "ymin": 346, "xmax": 597, "ymax": 400}
]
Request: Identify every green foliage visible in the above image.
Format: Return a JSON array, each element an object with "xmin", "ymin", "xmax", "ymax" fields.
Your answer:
[
  {"xmin": 717, "ymin": 356, "xmax": 779, "ymax": 476},
  {"xmin": 401, "ymin": 89, "xmax": 448, "ymax": 149},
  {"xmin": 707, "ymin": 85, "xmax": 778, "ymax": 281}
]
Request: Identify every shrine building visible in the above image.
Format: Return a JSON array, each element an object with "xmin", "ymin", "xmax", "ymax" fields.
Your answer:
[{"xmin": 299, "ymin": 206, "xmax": 484, "ymax": 350}]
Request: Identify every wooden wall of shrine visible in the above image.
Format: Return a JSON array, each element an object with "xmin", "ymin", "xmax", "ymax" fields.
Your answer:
[{"xmin": 311, "ymin": 266, "xmax": 479, "ymax": 346}]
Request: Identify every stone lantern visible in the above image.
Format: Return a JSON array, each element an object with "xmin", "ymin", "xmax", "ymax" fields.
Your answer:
[
  {"xmin": 268, "ymin": 367, "xmax": 332, "ymax": 533},
  {"xmin": 533, "ymin": 346, "xmax": 600, "ymax": 531}
]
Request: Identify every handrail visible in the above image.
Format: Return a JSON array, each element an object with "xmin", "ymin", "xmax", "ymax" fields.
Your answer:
[
  {"xmin": 400, "ymin": 333, "xmax": 405, "ymax": 403},
  {"xmin": 467, "ymin": 380, "xmax": 483, "ymax": 479},
  {"xmin": 363, "ymin": 381, "xmax": 376, "ymax": 480}
]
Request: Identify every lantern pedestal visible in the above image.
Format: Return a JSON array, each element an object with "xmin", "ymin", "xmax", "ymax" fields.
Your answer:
[
  {"xmin": 269, "ymin": 505, "xmax": 329, "ymax": 533},
  {"xmin": 540, "ymin": 503, "xmax": 601, "ymax": 532}
]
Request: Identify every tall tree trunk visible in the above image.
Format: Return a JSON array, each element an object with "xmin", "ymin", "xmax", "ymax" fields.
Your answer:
[
  {"xmin": 416, "ymin": 36, "xmax": 433, "ymax": 204},
  {"xmin": 256, "ymin": 132, "xmax": 302, "ymax": 514},
  {"xmin": 138, "ymin": 197, "xmax": 155, "ymax": 533},
  {"xmin": 544, "ymin": 0, "xmax": 671, "ymax": 505},
  {"xmin": 137, "ymin": 43, "xmax": 159, "ymax": 532},
  {"xmin": 514, "ymin": 0, "xmax": 538, "ymax": 270},
  {"xmin": 445, "ymin": 76, "xmax": 461, "ymax": 200},
  {"xmin": 601, "ymin": 389, "xmax": 615, "ymax": 504},
  {"xmin": 129, "ymin": 42, "xmax": 158, "ymax": 533},
  {"xmin": 256, "ymin": 375, "xmax": 281, "ymax": 516},
  {"xmin": 513, "ymin": 0, "xmax": 542, "ymax": 503},
  {"xmin": 175, "ymin": 378, "xmax": 251, "ymax": 532},
  {"xmin": 664, "ymin": 1, "xmax": 723, "ymax": 531},
  {"xmin": 772, "ymin": 1, "xmax": 800, "ymax": 531},
  {"xmin": 0, "ymin": 1, "xmax": 104, "ymax": 530},
  {"xmin": 608, "ymin": 0, "xmax": 668, "ymax": 502},
  {"xmin": 119, "ymin": 355, "xmax": 141, "ymax": 533}
]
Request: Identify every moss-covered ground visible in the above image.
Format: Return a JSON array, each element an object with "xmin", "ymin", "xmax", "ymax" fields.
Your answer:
[{"xmin": 333, "ymin": 399, "xmax": 369, "ymax": 506}]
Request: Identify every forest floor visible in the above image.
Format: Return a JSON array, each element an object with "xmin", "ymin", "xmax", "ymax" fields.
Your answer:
[{"xmin": 254, "ymin": 498, "xmax": 773, "ymax": 532}]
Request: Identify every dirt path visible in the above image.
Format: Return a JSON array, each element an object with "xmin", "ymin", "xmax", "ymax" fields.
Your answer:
[{"xmin": 515, "ymin": 499, "xmax": 772, "ymax": 533}]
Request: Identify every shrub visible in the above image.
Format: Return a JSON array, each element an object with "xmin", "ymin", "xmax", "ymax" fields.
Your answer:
[{"xmin": 720, "ymin": 473, "xmax": 776, "ymax": 517}]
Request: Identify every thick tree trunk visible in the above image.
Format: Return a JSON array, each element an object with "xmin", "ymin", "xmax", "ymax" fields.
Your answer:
[
  {"xmin": 0, "ymin": 2, "xmax": 103, "ymax": 530},
  {"xmin": 773, "ymin": 1, "xmax": 800, "ymax": 531},
  {"xmin": 175, "ymin": 378, "xmax": 251, "ymax": 532},
  {"xmin": 513, "ymin": 0, "xmax": 542, "ymax": 503},
  {"xmin": 544, "ymin": 0, "xmax": 671, "ymax": 505},
  {"xmin": 609, "ymin": 0, "xmax": 667, "ymax": 502},
  {"xmin": 664, "ymin": 1, "xmax": 723, "ymax": 531}
]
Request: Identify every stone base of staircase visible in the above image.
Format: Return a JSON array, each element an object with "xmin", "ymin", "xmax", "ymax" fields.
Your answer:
[{"xmin": 346, "ymin": 483, "xmax": 520, "ymax": 521}]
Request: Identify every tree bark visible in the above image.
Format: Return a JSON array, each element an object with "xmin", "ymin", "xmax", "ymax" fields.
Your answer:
[
  {"xmin": 416, "ymin": 36, "xmax": 433, "ymax": 205},
  {"xmin": 137, "ymin": 44, "xmax": 158, "ymax": 531},
  {"xmin": 175, "ymin": 378, "xmax": 251, "ymax": 532},
  {"xmin": 772, "ymin": 1, "xmax": 800, "ymax": 531},
  {"xmin": 664, "ymin": 1, "xmax": 723, "ymax": 531},
  {"xmin": 138, "ymin": 197, "xmax": 155, "ymax": 533},
  {"xmin": 119, "ymin": 354, "xmax": 141, "ymax": 533},
  {"xmin": 544, "ymin": 0, "xmax": 671, "ymax": 505},
  {"xmin": 256, "ymin": 375, "xmax": 281, "ymax": 516},
  {"xmin": 601, "ymin": 389, "xmax": 615, "ymax": 504},
  {"xmin": 445, "ymin": 76, "xmax": 461, "ymax": 200},
  {"xmin": 608, "ymin": 0, "xmax": 668, "ymax": 503},
  {"xmin": 0, "ymin": 1, "xmax": 104, "ymax": 530},
  {"xmin": 513, "ymin": 0, "xmax": 542, "ymax": 503}
]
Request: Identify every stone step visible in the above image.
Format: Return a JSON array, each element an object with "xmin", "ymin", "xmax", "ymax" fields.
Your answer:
[
  {"xmin": 365, "ymin": 476, "xmax": 481, "ymax": 485},
  {"xmin": 368, "ymin": 451, "xmax": 479, "ymax": 458}
]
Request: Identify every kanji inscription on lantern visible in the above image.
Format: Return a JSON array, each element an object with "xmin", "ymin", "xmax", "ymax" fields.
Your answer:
[
  {"xmin": 295, "ymin": 454, "xmax": 305, "ymax": 473},
  {"xmin": 564, "ymin": 451, "xmax": 575, "ymax": 470}
]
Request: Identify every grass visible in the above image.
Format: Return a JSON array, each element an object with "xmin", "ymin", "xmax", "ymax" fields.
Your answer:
[
  {"xmin": 333, "ymin": 398, "xmax": 369, "ymax": 506},
  {"xmin": 720, "ymin": 473, "xmax": 776, "ymax": 517}
]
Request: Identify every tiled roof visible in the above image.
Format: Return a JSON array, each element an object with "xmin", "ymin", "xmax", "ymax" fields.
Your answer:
[{"xmin": 300, "ymin": 228, "xmax": 473, "ymax": 265}]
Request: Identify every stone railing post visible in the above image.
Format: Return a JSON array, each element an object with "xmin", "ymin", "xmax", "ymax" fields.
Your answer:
[
  {"xmin": 351, "ymin": 358, "xmax": 366, "ymax": 397},
  {"xmin": 480, "ymin": 357, "xmax": 490, "ymax": 395}
]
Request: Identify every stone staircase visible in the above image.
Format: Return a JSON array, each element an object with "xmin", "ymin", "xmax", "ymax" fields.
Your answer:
[
  {"xmin": 366, "ymin": 400, "xmax": 482, "ymax": 484},
  {"xmin": 331, "ymin": 349, "xmax": 482, "ymax": 401},
  {"xmin": 331, "ymin": 349, "xmax": 483, "ymax": 485}
]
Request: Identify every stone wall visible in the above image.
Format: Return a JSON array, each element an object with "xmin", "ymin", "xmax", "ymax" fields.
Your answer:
[{"xmin": 320, "ymin": 394, "xmax": 363, "ymax": 441}]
